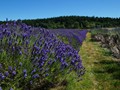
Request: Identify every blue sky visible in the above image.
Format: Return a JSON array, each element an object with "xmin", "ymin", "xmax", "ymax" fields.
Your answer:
[{"xmin": 0, "ymin": 0, "xmax": 120, "ymax": 21}]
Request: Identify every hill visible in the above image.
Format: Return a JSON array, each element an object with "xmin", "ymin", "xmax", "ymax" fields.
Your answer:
[{"xmin": 1, "ymin": 16, "xmax": 120, "ymax": 29}]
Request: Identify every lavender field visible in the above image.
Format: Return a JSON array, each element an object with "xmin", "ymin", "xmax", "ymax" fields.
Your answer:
[
  {"xmin": 0, "ymin": 21, "xmax": 120, "ymax": 90},
  {"xmin": 0, "ymin": 22, "xmax": 87, "ymax": 90},
  {"xmin": 1, "ymin": 0, "xmax": 120, "ymax": 89}
]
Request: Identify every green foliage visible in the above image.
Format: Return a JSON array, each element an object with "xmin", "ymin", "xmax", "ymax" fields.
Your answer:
[
  {"xmin": 91, "ymin": 28, "xmax": 120, "ymax": 36},
  {"xmin": 1, "ymin": 16, "xmax": 120, "ymax": 29},
  {"xmin": 21, "ymin": 16, "xmax": 120, "ymax": 29},
  {"xmin": 90, "ymin": 29, "xmax": 109, "ymax": 35}
]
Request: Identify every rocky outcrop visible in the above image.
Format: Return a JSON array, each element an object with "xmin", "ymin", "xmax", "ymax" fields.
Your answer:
[{"xmin": 91, "ymin": 34, "xmax": 120, "ymax": 58}]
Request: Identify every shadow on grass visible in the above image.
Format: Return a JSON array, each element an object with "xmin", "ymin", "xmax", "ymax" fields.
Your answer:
[
  {"xmin": 94, "ymin": 60, "xmax": 120, "ymax": 80},
  {"xmin": 31, "ymin": 80, "xmax": 67, "ymax": 90}
]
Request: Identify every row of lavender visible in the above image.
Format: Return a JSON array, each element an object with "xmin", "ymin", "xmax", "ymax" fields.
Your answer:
[
  {"xmin": 49, "ymin": 29, "xmax": 87, "ymax": 51},
  {"xmin": 0, "ymin": 22, "xmax": 87, "ymax": 90}
]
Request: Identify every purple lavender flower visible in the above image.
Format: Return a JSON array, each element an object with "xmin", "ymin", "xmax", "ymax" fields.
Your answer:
[
  {"xmin": 8, "ymin": 66, "xmax": 12, "ymax": 71},
  {"xmin": 13, "ymin": 67, "xmax": 16, "ymax": 71},
  {"xmin": 0, "ymin": 87, "xmax": 2, "ymax": 90},
  {"xmin": 19, "ymin": 51, "xmax": 22, "ymax": 55},
  {"xmin": 8, "ymin": 40, "xmax": 12, "ymax": 46},
  {"xmin": 12, "ymin": 71, "xmax": 16, "ymax": 76},
  {"xmin": 19, "ymin": 62, "xmax": 22, "ymax": 66},
  {"xmin": 6, "ymin": 31, "xmax": 11, "ymax": 37},
  {"xmin": 0, "ymin": 33, "xmax": 3, "ymax": 40},
  {"xmin": 1, "ymin": 75, "xmax": 5, "ymax": 80},
  {"xmin": 24, "ymin": 73, "xmax": 27, "ymax": 78},
  {"xmin": 12, "ymin": 46, "xmax": 15, "ymax": 51},
  {"xmin": 33, "ymin": 45, "xmax": 40, "ymax": 51},
  {"xmin": 0, "ymin": 73, "xmax": 2, "ymax": 77},
  {"xmin": 31, "ymin": 69, "xmax": 36, "ymax": 75},
  {"xmin": 4, "ymin": 71, "xmax": 9, "ymax": 76},
  {"xmin": 45, "ymin": 73, "xmax": 49, "ymax": 76},
  {"xmin": 25, "ymin": 40, "xmax": 29, "ymax": 45},
  {"xmin": 47, "ymin": 59, "xmax": 53, "ymax": 65},
  {"xmin": 32, "ymin": 74, "xmax": 39, "ymax": 79},
  {"xmin": 22, "ymin": 33, "xmax": 28, "ymax": 39},
  {"xmin": 10, "ymin": 88, "xmax": 13, "ymax": 90},
  {"xmin": 30, "ymin": 80, "xmax": 33, "ymax": 84},
  {"xmin": 23, "ymin": 69, "xmax": 27, "ymax": 74}
]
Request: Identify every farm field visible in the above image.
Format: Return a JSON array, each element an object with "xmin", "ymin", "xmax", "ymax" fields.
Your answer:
[
  {"xmin": 50, "ymin": 33, "xmax": 120, "ymax": 90},
  {"xmin": 1, "ymin": 0, "xmax": 120, "ymax": 90},
  {"xmin": 0, "ymin": 22, "xmax": 120, "ymax": 90},
  {"xmin": 0, "ymin": 22, "xmax": 86, "ymax": 90}
]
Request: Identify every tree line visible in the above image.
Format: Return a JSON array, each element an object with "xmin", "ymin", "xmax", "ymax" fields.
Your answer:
[{"xmin": 0, "ymin": 16, "xmax": 120, "ymax": 29}]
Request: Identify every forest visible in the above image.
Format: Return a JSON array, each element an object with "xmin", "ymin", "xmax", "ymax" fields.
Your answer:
[{"xmin": 1, "ymin": 16, "xmax": 120, "ymax": 29}]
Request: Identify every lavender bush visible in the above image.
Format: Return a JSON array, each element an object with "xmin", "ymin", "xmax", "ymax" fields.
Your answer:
[
  {"xmin": 49, "ymin": 29, "xmax": 87, "ymax": 51},
  {"xmin": 0, "ymin": 22, "xmax": 86, "ymax": 90}
]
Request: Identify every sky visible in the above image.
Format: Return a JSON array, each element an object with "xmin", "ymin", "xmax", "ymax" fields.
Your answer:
[{"xmin": 0, "ymin": 0, "xmax": 120, "ymax": 21}]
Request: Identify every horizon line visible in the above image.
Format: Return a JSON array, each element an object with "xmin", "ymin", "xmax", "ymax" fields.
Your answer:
[{"xmin": 0, "ymin": 15, "xmax": 120, "ymax": 21}]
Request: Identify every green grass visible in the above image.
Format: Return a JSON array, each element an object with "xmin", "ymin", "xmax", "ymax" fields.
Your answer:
[
  {"xmin": 80, "ymin": 33, "xmax": 120, "ymax": 90},
  {"xmin": 51, "ymin": 32, "xmax": 120, "ymax": 90}
]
